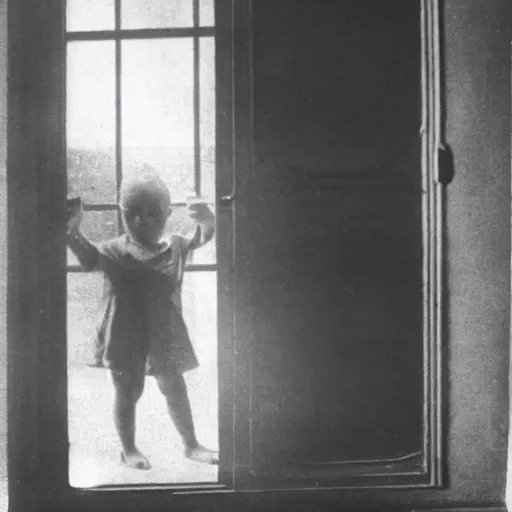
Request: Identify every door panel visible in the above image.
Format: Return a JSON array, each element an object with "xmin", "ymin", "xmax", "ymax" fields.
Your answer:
[{"xmin": 232, "ymin": 0, "xmax": 435, "ymax": 489}]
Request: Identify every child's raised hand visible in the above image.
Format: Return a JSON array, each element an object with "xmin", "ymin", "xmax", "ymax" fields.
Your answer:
[
  {"xmin": 67, "ymin": 197, "xmax": 83, "ymax": 235},
  {"xmin": 187, "ymin": 202, "xmax": 214, "ymax": 224}
]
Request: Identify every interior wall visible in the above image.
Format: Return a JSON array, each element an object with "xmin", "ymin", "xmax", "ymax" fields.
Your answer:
[
  {"xmin": 441, "ymin": 0, "xmax": 511, "ymax": 501},
  {"xmin": 0, "ymin": 0, "xmax": 7, "ymax": 481}
]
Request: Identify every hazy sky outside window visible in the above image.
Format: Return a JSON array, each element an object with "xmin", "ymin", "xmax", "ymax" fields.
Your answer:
[
  {"xmin": 66, "ymin": 2, "xmax": 216, "ymax": 203},
  {"xmin": 67, "ymin": 0, "xmax": 115, "ymax": 32},
  {"xmin": 199, "ymin": 0, "xmax": 214, "ymax": 26},
  {"xmin": 66, "ymin": 41, "xmax": 117, "ymax": 204},
  {"xmin": 66, "ymin": 38, "xmax": 217, "ymax": 202},
  {"xmin": 122, "ymin": 39, "xmax": 194, "ymax": 147},
  {"xmin": 67, "ymin": 42, "xmax": 116, "ymax": 151},
  {"xmin": 122, "ymin": 0, "xmax": 193, "ymax": 28},
  {"xmin": 200, "ymin": 37, "xmax": 215, "ymax": 201},
  {"xmin": 67, "ymin": 0, "xmax": 214, "ymax": 32}
]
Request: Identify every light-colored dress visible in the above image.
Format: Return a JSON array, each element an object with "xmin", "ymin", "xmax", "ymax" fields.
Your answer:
[{"xmin": 67, "ymin": 227, "xmax": 209, "ymax": 375}]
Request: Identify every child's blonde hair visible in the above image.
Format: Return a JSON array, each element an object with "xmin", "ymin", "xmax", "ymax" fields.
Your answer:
[{"xmin": 119, "ymin": 165, "xmax": 170, "ymax": 211}]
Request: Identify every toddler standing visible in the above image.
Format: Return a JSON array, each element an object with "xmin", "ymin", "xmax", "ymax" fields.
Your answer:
[{"xmin": 67, "ymin": 172, "xmax": 218, "ymax": 469}]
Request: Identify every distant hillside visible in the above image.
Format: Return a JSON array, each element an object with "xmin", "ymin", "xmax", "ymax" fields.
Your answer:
[
  {"xmin": 67, "ymin": 148, "xmax": 117, "ymax": 204},
  {"xmin": 67, "ymin": 146, "xmax": 215, "ymax": 204},
  {"xmin": 67, "ymin": 146, "xmax": 216, "ymax": 246}
]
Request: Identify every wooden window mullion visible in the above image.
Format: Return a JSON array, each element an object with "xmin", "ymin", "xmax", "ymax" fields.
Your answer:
[{"xmin": 193, "ymin": 0, "xmax": 201, "ymax": 197}]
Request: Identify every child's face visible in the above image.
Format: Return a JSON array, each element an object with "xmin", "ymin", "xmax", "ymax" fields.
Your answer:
[{"xmin": 122, "ymin": 193, "xmax": 171, "ymax": 248}]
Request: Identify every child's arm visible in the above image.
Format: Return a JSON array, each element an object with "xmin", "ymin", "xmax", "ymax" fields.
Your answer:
[
  {"xmin": 66, "ymin": 197, "xmax": 102, "ymax": 271},
  {"xmin": 185, "ymin": 202, "xmax": 215, "ymax": 252}
]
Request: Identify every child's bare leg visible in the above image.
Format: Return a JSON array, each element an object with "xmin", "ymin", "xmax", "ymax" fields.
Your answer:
[
  {"xmin": 154, "ymin": 372, "xmax": 218, "ymax": 465},
  {"xmin": 88, "ymin": 330, "xmax": 105, "ymax": 368},
  {"xmin": 111, "ymin": 368, "xmax": 150, "ymax": 470}
]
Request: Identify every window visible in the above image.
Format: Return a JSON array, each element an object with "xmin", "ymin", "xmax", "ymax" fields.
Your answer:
[
  {"xmin": 8, "ymin": 1, "xmax": 451, "ymax": 510},
  {"xmin": 66, "ymin": 0, "xmax": 221, "ymax": 488}
]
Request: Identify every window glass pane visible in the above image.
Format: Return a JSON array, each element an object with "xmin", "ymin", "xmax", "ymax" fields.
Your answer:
[
  {"xmin": 181, "ymin": 271, "xmax": 218, "ymax": 448},
  {"xmin": 67, "ymin": 0, "xmax": 115, "ymax": 32},
  {"xmin": 122, "ymin": 0, "xmax": 193, "ymax": 29},
  {"xmin": 122, "ymin": 40, "xmax": 194, "ymax": 201},
  {"xmin": 68, "ymin": 35, "xmax": 218, "ymax": 489},
  {"xmin": 190, "ymin": 233, "xmax": 216, "ymax": 264},
  {"xmin": 67, "ymin": 42, "xmax": 117, "ymax": 204},
  {"xmin": 200, "ymin": 37, "xmax": 215, "ymax": 203},
  {"xmin": 165, "ymin": 205, "xmax": 216, "ymax": 265},
  {"xmin": 67, "ymin": 273, "xmax": 104, "ymax": 364},
  {"xmin": 81, "ymin": 210, "xmax": 119, "ymax": 242},
  {"xmin": 166, "ymin": 204, "xmax": 197, "ymax": 237},
  {"xmin": 200, "ymin": 0, "xmax": 214, "ymax": 26},
  {"xmin": 67, "ymin": 210, "xmax": 118, "ymax": 266}
]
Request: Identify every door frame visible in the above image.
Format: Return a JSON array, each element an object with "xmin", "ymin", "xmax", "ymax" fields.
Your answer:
[{"xmin": 226, "ymin": 0, "xmax": 445, "ymax": 490}]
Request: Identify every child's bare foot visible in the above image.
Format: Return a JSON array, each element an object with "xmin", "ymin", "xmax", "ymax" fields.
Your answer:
[
  {"xmin": 185, "ymin": 444, "xmax": 219, "ymax": 465},
  {"xmin": 120, "ymin": 449, "xmax": 151, "ymax": 470}
]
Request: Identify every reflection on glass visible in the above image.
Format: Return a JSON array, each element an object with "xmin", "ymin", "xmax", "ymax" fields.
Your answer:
[
  {"xmin": 122, "ymin": 39, "xmax": 194, "ymax": 201},
  {"xmin": 200, "ymin": 0, "xmax": 214, "ymax": 26},
  {"xmin": 67, "ymin": 42, "xmax": 117, "ymax": 204},
  {"xmin": 200, "ymin": 37, "xmax": 215, "ymax": 203},
  {"xmin": 67, "ymin": 0, "xmax": 115, "ymax": 32},
  {"xmin": 122, "ymin": 0, "xmax": 193, "ymax": 29}
]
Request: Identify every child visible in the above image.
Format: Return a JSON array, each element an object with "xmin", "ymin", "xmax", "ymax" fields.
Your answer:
[{"xmin": 66, "ymin": 171, "xmax": 218, "ymax": 469}]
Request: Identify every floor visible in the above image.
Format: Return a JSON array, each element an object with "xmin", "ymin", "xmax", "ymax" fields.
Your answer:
[{"xmin": 68, "ymin": 358, "xmax": 219, "ymax": 488}]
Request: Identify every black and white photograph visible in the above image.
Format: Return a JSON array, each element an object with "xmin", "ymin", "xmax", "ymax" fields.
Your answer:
[{"xmin": 2, "ymin": 1, "xmax": 512, "ymax": 511}]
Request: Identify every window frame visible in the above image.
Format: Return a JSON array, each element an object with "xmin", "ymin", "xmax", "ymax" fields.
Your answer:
[
  {"xmin": 224, "ymin": 0, "xmax": 445, "ymax": 492},
  {"xmin": 65, "ymin": 0, "xmax": 227, "ymax": 492},
  {"xmin": 7, "ymin": 0, "xmax": 237, "ymax": 508},
  {"xmin": 6, "ymin": 0, "xmax": 445, "ymax": 509}
]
